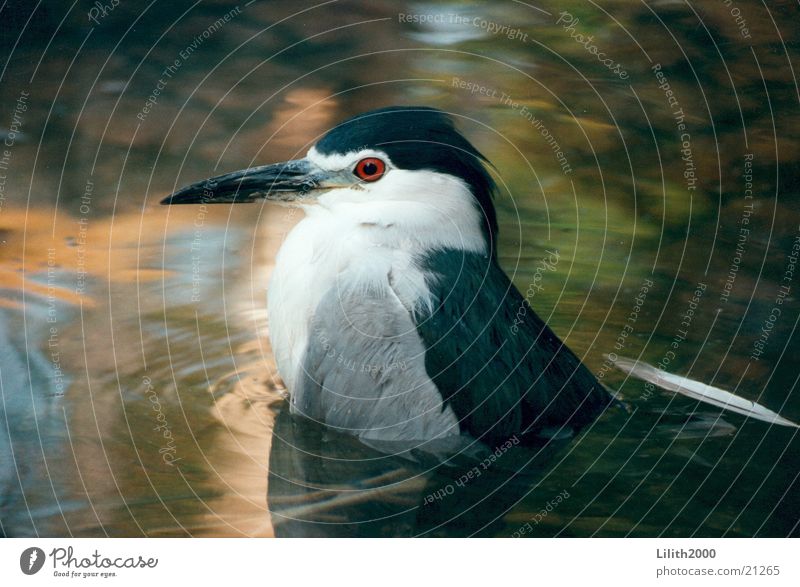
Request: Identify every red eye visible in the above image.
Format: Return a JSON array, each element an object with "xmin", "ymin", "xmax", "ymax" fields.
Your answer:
[{"xmin": 354, "ymin": 157, "xmax": 386, "ymax": 182}]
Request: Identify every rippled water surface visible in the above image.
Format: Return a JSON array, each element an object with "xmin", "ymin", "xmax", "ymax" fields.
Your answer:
[{"xmin": 0, "ymin": 0, "xmax": 798, "ymax": 537}]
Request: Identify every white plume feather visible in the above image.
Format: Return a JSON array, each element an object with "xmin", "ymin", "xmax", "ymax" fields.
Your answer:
[{"xmin": 610, "ymin": 355, "xmax": 799, "ymax": 429}]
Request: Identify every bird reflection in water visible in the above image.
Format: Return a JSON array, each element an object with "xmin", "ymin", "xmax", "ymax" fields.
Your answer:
[{"xmin": 267, "ymin": 405, "xmax": 573, "ymax": 537}]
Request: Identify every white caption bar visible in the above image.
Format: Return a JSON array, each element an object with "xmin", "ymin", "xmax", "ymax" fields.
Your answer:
[{"xmin": 0, "ymin": 538, "xmax": 796, "ymax": 585}]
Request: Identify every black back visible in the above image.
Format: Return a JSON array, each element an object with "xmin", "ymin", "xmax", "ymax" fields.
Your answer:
[{"xmin": 416, "ymin": 249, "xmax": 613, "ymax": 445}]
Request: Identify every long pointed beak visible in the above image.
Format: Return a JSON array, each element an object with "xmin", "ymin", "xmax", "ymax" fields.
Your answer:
[{"xmin": 160, "ymin": 158, "xmax": 328, "ymax": 205}]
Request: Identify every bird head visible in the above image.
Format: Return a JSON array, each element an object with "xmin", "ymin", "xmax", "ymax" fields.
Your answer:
[{"xmin": 161, "ymin": 106, "xmax": 497, "ymax": 251}]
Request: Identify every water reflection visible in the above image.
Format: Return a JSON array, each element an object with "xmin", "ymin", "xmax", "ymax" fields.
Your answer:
[
  {"xmin": 268, "ymin": 406, "xmax": 573, "ymax": 537},
  {"xmin": 0, "ymin": 0, "xmax": 798, "ymax": 537}
]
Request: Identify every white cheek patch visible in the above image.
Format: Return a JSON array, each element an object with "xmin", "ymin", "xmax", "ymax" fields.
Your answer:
[
  {"xmin": 316, "ymin": 169, "xmax": 488, "ymax": 255},
  {"xmin": 307, "ymin": 145, "xmax": 393, "ymax": 172}
]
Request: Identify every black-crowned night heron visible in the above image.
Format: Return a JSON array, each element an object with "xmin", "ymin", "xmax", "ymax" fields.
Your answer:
[{"xmin": 162, "ymin": 106, "xmax": 613, "ymax": 448}]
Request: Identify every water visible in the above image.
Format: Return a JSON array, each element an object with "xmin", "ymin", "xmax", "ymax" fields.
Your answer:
[{"xmin": 0, "ymin": 0, "xmax": 798, "ymax": 537}]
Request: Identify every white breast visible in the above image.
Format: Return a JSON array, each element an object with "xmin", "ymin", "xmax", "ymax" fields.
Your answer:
[{"xmin": 266, "ymin": 171, "xmax": 487, "ymax": 393}]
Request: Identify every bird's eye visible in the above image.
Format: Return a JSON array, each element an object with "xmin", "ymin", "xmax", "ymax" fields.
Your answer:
[{"xmin": 353, "ymin": 157, "xmax": 386, "ymax": 182}]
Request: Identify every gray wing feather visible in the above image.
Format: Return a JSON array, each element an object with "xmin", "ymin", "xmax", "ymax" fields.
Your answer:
[{"xmin": 292, "ymin": 284, "xmax": 460, "ymax": 442}]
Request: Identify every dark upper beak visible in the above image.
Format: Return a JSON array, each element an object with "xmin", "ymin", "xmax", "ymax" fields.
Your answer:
[{"xmin": 160, "ymin": 158, "xmax": 325, "ymax": 205}]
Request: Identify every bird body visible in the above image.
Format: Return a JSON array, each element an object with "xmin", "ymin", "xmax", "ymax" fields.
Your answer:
[{"xmin": 163, "ymin": 106, "xmax": 612, "ymax": 447}]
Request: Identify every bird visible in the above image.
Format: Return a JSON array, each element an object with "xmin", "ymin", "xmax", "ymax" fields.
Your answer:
[{"xmin": 161, "ymin": 105, "xmax": 613, "ymax": 449}]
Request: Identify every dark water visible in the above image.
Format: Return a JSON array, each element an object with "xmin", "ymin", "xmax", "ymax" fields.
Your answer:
[{"xmin": 0, "ymin": 0, "xmax": 798, "ymax": 537}]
